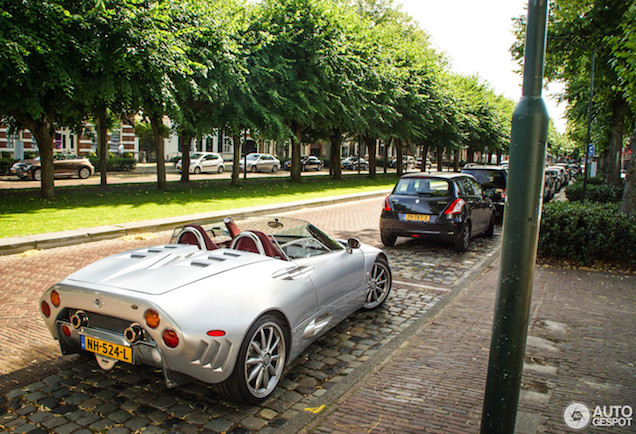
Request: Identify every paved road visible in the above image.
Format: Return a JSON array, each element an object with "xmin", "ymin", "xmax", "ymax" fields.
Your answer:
[{"xmin": 0, "ymin": 197, "xmax": 502, "ymax": 433}]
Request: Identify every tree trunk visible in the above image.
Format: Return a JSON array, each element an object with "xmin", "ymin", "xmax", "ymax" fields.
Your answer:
[
  {"xmin": 606, "ymin": 99, "xmax": 628, "ymax": 186},
  {"xmin": 179, "ymin": 133, "xmax": 193, "ymax": 184},
  {"xmin": 421, "ymin": 144, "xmax": 429, "ymax": 172},
  {"xmin": 330, "ymin": 128, "xmax": 342, "ymax": 180},
  {"xmin": 454, "ymin": 149, "xmax": 460, "ymax": 172},
  {"xmin": 150, "ymin": 115, "xmax": 167, "ymax": 191},
  {"xmin": 232, "ymin": 132, "xmax": 241, "ymax": 186},
  {"xmin": 290, "ymin": 123, "xmax": 302, "ymax": 183},
  {"xmin": 395, "ymin": 138, "xmax": 404, "ymax": 177},
  {"xmin": 95, "ymin": 111, "xmax": 108, "ymax": 186},
  {"xmin": 366, "ymin": 136, "xmax": 376, "ymax": 178},
  {"xmin": 20, "ymin": 117, "xmax": 55, "ymax": 199},
  {"xmin": 620, "ymin": 124, "xmax": 636, "ymax": 217},
  {"xmin": 436, "ymin": 145, "xmax": 443, "ymax": 171},
  {"xmin": 383, "ymin": 138, "xmax": 390, "ymax": 174}
]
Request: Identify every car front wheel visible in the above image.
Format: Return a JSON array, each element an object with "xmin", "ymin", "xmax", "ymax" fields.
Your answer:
[
  {"xmin": 32, "ymin": 168, "xmax": 42, "ymax": 181},
  {"xmin": 217, "ymin": 314, "xmax": 288, "ymax": 404},
  {"xmin": 217, "ymin": 165, "xmax": 224, "ymax": 174},
  {"xmin": 363, "ymin": 258, "xmax": 392, "ymax": 310},
  {"xmin": 271, "ymin": 165, "xmax": 278, "ymax": 173},
  {"xmin": 251, "ymin": 165, "xmax": 258, "ymax": 173}
]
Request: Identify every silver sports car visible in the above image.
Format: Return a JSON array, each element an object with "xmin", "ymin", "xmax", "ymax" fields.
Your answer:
[{"xmin": 40, "ymin": 216, "xmax": 392, "ymax": 403}]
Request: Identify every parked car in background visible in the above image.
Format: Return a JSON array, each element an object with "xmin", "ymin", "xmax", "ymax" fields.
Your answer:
[
  {"xmin": 460, "ymin": 165, "xmax": 508, "ymax": 218},
  {"xmin": 284, "ymin": 156, "xmax": 323, "ymax": 171},
  {"xmin": 545, "ymin": 167, "xmax": 562, "ymax": 191},
  {"xmin": 380, "ymin": 173, "xmax": 495, "ymax": 251},
  {"xmin": 543, "ymin": 173, "xmax": 556, "ymax": 202},
  {"xmin": 547, "ymin": 165, "xmax": 568, "ymax": 189},
  {"xmin": 342, "ymin": 156, "xmax": 368, "ymax": 170},
  {"xmin": 39, "ymin": 215, "xmax": 392, "ymax": 404},
  {"xmin": 239, "ymin": 153, "xmax": 280, "ymax": 173},
  {"xmin": 11, "ymin": 153, "xmax": 94, "ymax": 180},
  {"xmin": 415, "ymin": 157, "xmax": 433, "ymax": 171},
  {"xmin": 390, "ymin": 155, "xmax": 416, "ymax": 170},
  {"xmin": 176, "ymin": 152, "xmax": 224, "ymax": 174}
]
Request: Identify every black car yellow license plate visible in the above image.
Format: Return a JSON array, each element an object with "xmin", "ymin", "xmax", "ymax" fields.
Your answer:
[
  {"xmin": 81, "ymin": 335, "xmax": 132, "ymax": 363},
  {"xmin": 404, "ymin": 213, "xmax": 430, "ymax": 222}
]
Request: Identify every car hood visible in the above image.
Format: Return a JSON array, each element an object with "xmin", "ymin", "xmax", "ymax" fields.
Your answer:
[{"xmin": 65, "ymin": 245, "xmax": 272, "ymax": 295}]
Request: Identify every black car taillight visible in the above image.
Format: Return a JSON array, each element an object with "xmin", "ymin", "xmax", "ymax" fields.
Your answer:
[{"xmin": 383, "ymin": 196, "xmax": 392, "ymax": 212}]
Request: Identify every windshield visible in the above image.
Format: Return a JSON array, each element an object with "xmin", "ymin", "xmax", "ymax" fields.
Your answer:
[
  {"xmin": 190, "ymin": 153, "xmax": 205, "ymax": 159},
  {"xmin": 394, "ymin": 177, "xmax": 451, "ymax": 197},
  {"xmin": 246, "ymin": 154, "xmax": 260, "ymax": 160}
]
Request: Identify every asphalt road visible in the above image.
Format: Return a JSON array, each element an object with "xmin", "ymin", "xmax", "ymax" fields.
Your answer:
[{"xmin": 0, "ymin": 197, "xmax": 502, "ymax": 433}]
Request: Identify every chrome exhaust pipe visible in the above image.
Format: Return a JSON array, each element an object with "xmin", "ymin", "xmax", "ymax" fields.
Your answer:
[
  {"xmin": 124, "ymin": 323, "xmax": 145, "ymax": 344},
  {"xmin": 70, "ymin": 310, "xmax": 88, "ymax": 329}
]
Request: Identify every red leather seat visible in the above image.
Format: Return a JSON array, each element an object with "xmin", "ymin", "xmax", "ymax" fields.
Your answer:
[
  {"xmin": 231, "ymin": 230, "xmax": 287, "ymax": 260},
  {"xmin": 177, "ymin": 224, "xmax": 219, "ymax": 250}
]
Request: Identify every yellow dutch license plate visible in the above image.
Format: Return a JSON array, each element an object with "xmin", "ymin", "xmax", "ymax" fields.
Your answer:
[
  {"xmin": 81, "ymin": 335, "xmax": 132, "ymax": 363},
  {"xmin": 405, "ymin": 214, "xmax": 430, "ymax": 222}
]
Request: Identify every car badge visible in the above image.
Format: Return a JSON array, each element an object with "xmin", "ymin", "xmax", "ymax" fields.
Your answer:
[{"xmin": 94, "ymin": 298, "xmax": 104, "ymax": 308}]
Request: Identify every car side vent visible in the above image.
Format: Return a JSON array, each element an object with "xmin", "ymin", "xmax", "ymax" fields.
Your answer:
[
  {"xmin": 130, "ymin": 253, "xmax": 147, "ymax": 259},
  {"xmin": 207, "ymin": 256, "xmax": 226, "ymax": 263},
  {"xmin": 191, "ymin": 339, "xmax": 232, "ymax": 371},
  {"xmin": 222, "ymin": 251, "xmax": 241, "ymax": 258},
  {"xmin": 189, "ymin": 260, "xmax": 211, "ymax": 268}
]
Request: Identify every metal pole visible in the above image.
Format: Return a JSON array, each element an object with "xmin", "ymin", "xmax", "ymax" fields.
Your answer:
[
  {"xmin": 582, "ymin": 48, "xmax": 596, "ymax": 200},
  {"xmin": 480, "ymin": 0, "xmax": 549, "ymax": 432}
]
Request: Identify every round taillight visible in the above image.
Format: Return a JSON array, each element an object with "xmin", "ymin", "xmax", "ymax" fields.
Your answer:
[
  {"xmin": 50, "ymin": 290, "xmax": 60, "ymax": 307},
  {"xmin": 41, "ymin": 301, "xmax": 51, "ymax": 318},
  {"xmin": 62, "ymin": 325, "xmax": 71, "ymax": 337},
  {"xmin": 162, "ymin": 329, "xmax": 179, "ymax": 348},
  {"xmin": 207, "ymin": 330, "xmax": 226, "ymax": 337},
  {"xmin": 144, "ymin": 309, "xmax": 160, "ymax": 329}
]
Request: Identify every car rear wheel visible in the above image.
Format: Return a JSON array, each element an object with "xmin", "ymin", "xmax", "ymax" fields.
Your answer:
[
  {"xmin": 380, "ymin": 232, "xmax": 396, "ymax": 247},
  {"xmin": 271, "ymin": 165, "xmax": 278, "ymax": 173},
  {"xmin": 484, "ymin": 213, "xmax": 495, "ymax": 237},
  {"xmin": 78, "ymin": 167, "xmax": 91, "ymax": 179},
  {"xmin": 453, "ymin": 222, "xmax": 471, "ymax": 252},
  {"xmin": 217, "ymin": 314, "xmax": 287, "ymax": 404},
  {"xmin": 363, "ymin": 258, "xmax": 392, "ymax": 310},
  {"xmin": 217, "ymin": 165, "xmax": 224, "ymax": 174},
  {"xmin": 32, "ymin": 168, "xmax": 41, "ymax": 181},
  {"xmin": 251, "ymin": 165, "xmax": 258, "ymax": 173},
  {"xmin": 194, "ymin": 167, "xmax": 201, "ymax": 174}
]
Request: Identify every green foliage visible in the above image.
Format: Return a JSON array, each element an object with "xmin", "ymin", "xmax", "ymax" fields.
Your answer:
[
  {"xmin": 87, "ymin": 155, "xmax": 136, "ymax": 172},
  {"xmin": 565, "ymin": 177, "xmax": 624, "ymax": 203},
  {"xmin": 0, "ymin": 158, "xmax": 17, "ymax": 175},
  {"xmin": 539, "ymin": 201, "xmax": 636, "ymax": 265}
]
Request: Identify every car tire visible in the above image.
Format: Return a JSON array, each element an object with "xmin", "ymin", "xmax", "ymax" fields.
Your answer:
[
  {"xmin": 363, "ymin": 257, "xmax": 392, "ymax": 310},
  {"xmin": 32, "ymin": 168, "xmax": 42, "ymax": 181},
  {"xmin": 453, "ymin": 222, "xmax": 471, "ymax": 252},
  {"xmin": 251, "ymin": 165, "xmax": 258, "ymax": 173},
  {"xmin": 271, "ymin": 165, "xmax": 278, "ymax": 173},
  {"xmin": 78, "ymin": 167, "xmax": 91, "ymax": 179},
  {"xmin": 217, "ymin": 165, "xmax": 224, "ymax": 174},
  {"xmin": 484, "ymin": 213, "xmax": 495, "ymax": 237},
  {"xmin": 217, "ymin": 313, "xmax": 288, "ymax": 404},
  {"xmin": 194, "ymin": 166, "xmax": 201, "ymax": 174},
  {"xmin": 380, "ymin": 232, "xmax": 396, "ymax": 247}
]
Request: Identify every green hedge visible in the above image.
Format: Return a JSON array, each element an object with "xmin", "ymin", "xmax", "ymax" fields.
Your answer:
[
  {"xmin": 539, "ymin": 201, "xmax": 636, "ymax": 265},
  {"xmin": 565, "ymin": 176, "xmax": 624, "ymax": 203},
  {"xmin": 0, "ymin": 158, "xmax": 17, "ymax": 175},
  {"xmin": 88, "ymin": 155, "xmax": 136, "ymax": 172}
]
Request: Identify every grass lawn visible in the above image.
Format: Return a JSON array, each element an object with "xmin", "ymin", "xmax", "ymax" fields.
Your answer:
[{"xmin": 0, "ymin": 175, "xmax": 396, "ymax": 238}]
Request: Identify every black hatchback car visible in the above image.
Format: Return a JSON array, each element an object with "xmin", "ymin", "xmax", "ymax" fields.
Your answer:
[{"xmin": 380, "ymin": 173, "xmax": 495, "ymax": 251}]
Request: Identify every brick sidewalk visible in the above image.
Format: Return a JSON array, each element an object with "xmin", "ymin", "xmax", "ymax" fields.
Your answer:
[{"xmin": 304, "ymin": 261, "xmax": 635, "ymax": 433}]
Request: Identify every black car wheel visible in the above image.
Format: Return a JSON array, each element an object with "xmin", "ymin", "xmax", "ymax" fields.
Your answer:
[
  {"xmin": 217, "ymin": 165, "xmax": 224, "ymax": 174},
  {"xmin": 453, "ymin": 222, "xmax": 471, "ymax": 252},
  {"xmin": 217, "ymin": 313, "xmax": 288, "ymax": 404},
  {"xmin": 363, "ymin": 258, "xmax": 392, "ymax": 310},
  {"xmin": 271, "ymin": 165, "xmax": 278, "ymax": 173},
  {"xmin": 484, "ymin": 213, "xmax": 495, "ymax": 237},
  {"xmin": 78, "ymin": 167, "xmax": 91, "ymax": 179},
  {"xmin": 251, "ymin": 165, "xmax": 258, "ymax": 173},
  {"xmin": 32, "ymin": 168, "xmax": 42, "ymax": 181},
  {"xmin": 380, "ymin": 232, "xmax": 397, "ymax": 247},
  {"xmin": 194, "ymin": 166, "xmax": 202, "ymax": 174}
]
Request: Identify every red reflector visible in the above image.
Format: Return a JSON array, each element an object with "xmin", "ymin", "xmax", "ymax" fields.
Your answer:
[
  {"xmin": 444, "ymin": 198, "xmax": 466, "ymax": 215},
  {"xmin": 62, "ymin": 325, "xmax": 71, "ymax": 336},
  {"xmin": 411, "ymin": 234, "xmax": 420, "ymax": 238},
  {"xmin": 50, "ymin": 290, "xmax": 60, "ymax": 307},
  {"xmin": 162, "ymin": 329, "xmax": 179, "ymax": 348},
  {"xmin": 41, "ymin": 301, "xmax": 51, "ymax": 318},
  {"xmin": 207, "ymin": 330, "xmax": 226, "ymax": 337},
  {"xmin": 383, "ymin": 196, "xmax": 392, "ymax": 212}
]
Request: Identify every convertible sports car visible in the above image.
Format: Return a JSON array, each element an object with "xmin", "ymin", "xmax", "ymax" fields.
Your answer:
[{"xmin": 40, "ymin": 216, "xmax": 392, "ymax": 403}]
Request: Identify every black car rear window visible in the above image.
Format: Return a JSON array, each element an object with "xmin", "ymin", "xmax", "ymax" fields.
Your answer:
[
  {"xmin": 394, "ymin": 178, "xmax": 451, "ymax": 197},
  {"xmin": 462, "ymin": 169, "xmax": 506, "ymax": 189}
]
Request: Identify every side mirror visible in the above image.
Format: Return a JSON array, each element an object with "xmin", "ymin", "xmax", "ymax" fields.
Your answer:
[{"xmin": 346, "ymin": 238, "xmax": 361, "ymax": 254}]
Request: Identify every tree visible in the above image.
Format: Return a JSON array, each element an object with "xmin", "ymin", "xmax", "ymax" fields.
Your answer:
[{"xmin": 0, "ymin": 0, "xmax": 88, "ymax": 199}]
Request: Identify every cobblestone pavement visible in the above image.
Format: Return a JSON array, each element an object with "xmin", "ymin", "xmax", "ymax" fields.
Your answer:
[{"xmin": 0, "ymin": 197, "xmax": 503, "ymax": 433}]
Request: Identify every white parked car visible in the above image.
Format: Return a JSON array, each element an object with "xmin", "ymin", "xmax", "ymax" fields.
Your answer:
[
  {"xmin": 239, "ymin": 153, "xmax": 280, "ymax": 173},
  {"xmin": 176, "ymin": 152, "xmax": 224, "ymax": 174}
]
